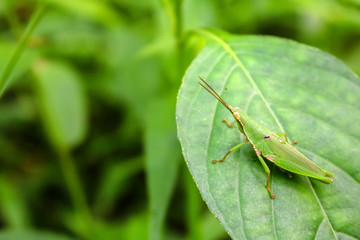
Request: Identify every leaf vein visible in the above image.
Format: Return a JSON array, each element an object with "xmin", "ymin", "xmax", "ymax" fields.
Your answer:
[
  {"xmin": 198, "ymin": 30, "xmax": 286, "ymax": 137},
  {"xmin": 284, "ymin": 106, "xmax": 360, "ymax": 144},
  {"xmin": 234, "ymin": 50, "xmax": 360, "ymax": 90},
  {"xmin": 205, "ymin": 61, "xmax": 246, "ymax": 239},
  {"xmin": 297, "ymin": 147, "xmax": 360, "ymax": 186},
  {"xmin": 307, "ymin": 179, "xmax": 338, "ymax": 239}
]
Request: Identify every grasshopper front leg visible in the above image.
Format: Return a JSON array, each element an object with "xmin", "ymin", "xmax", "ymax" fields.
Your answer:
[
  {"xmin": 212, "ymin": 139, "xmax": 248, "ymax": 164},
  {"xmin": 222, "ymin": 118, "xmax": 236, "ymax": 127},
  {"xmin": 222, "ymin": 107, "xmax": 242, "ymax": 127}
]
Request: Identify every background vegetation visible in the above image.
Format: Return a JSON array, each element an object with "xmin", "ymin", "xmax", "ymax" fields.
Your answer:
[{"xmin": 0, "ymin": 0, "xmax": 359, "ymax": 239}]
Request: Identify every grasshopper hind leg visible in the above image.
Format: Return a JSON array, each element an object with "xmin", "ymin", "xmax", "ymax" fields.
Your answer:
[{"xmin": 256, "ymin": 153, "xmax": 275, "ymax": 199}]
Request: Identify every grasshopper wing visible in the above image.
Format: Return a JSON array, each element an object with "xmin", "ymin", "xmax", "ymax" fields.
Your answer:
[{"xmin": 262, "ymin": 134, "xmax": 333, "ymax": 183}]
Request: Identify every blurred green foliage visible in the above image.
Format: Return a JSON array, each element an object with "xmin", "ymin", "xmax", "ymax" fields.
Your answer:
[{"xmin": 0, "ymin": 0, "xmax": 359, "ymax": 239}]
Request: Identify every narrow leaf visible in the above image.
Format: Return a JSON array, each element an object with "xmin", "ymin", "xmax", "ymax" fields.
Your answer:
[
  {"xmin": 0, "ymin": 3, "xmax": 46, "ymax": 98},
  {"xmin": 0, "ymin": 230, "xmax": 72, "ymax": 240},
  {"xmin": 146, "ymin": 94, "xmax": 181, "ymax": 240},
  {"xmin": 0, "ymin": 175, "xmax": 30, "ymax": 229}
]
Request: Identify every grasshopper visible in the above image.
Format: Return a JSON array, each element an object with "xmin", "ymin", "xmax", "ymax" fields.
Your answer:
[{"xmin": 198, "ymin": 77, "xmax": 333, "ymax": 199}]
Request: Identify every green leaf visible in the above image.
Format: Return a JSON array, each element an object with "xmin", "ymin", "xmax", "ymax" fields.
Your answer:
[
  {"xmin": 95, "ymin": 213, "xmax": 148, "ymax": 240},
  {"xmin": 146, "ymin": 94, "xmax": 181, "ymax": 240},
  {"xmin": 32, "ymin": 60, "xmax": 87, "ymax": 151},
  {"xmin": 0, "ymin": 175, "xmax": 30, "ymax": 229},
  {"xmin": 0, "ymin": 230, "xmax": 73, "ymax": 240},
  {"xmin": 47, "ymin": 0, "xmax": 122, "ymax": 27},
  {"xmin": 176, "ymin": 31, "xmax": 360, "ymax": 240}
]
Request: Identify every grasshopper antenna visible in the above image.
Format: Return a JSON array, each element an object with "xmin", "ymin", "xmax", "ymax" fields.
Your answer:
[{"xmin": 198, "ymin": 77, "xmax": 232, "ymax": 112}]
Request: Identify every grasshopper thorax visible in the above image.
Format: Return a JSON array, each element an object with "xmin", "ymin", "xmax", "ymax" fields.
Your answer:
[{"xmin": 231, "ymin": 108, "xmax": 241, "ymax": 120}]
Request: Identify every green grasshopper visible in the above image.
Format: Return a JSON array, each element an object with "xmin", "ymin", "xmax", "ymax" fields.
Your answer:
[{"xmin": 198, "ymin": 77, "xmax": 333, "ymax": 199}]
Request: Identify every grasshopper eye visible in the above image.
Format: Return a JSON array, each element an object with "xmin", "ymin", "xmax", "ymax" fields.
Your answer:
[{"xmin": 233, "ymin": 112, "xmax": 240, "ymax": 120}]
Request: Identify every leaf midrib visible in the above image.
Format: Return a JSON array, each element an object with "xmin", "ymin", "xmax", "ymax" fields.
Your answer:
[
  {"xmin": 197, "ymin": 29, "xmax": 286, "ymax": 134},
  {"xmin": 307, "ymin": 178, "xmax": 338, "ymax": 239}
]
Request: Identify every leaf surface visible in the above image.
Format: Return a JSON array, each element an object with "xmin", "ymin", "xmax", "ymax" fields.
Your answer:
[
  {"xmin": 32, "ymin": 60, "xmax": 88, "ymax": 151},
  {"xmin": 176, "ymin": 31, "xmax": 360, "ymax": 240}
]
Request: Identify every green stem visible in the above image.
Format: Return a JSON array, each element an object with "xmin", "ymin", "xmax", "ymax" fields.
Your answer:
[
  {"xmin": 174, "ymin": 0, "xmax": 184, "ymax": 73},
  {"xmin": 0, "ymin": 2, "xmax": 47, "ymax": 98},
  {"xmin": 58, "ymin": 150, "xmax": 95, "ymax": 239},
  {"xmin": 173, "ymin": 0, "xmax": 183, "ymax": 46},
  {"xmin": 161, "ymin": 0, "xmax": 183, "ymax": 47},
  {"xmin": 5, "ymin": 4, "xmax": 23, "ymax": 37}
]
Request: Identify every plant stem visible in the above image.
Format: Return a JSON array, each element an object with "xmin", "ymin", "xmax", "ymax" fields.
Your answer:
[
  {"xmin": 0, "ymin": 2, "xmax": 47, "ymax": 98},
  {"xmin": 173, "ymin": 0, "xmax": 183, "ymax": 46},
  {"xmin": 58, "ymin": 150, "xmax": 95, "ymax": 239},
  {"xmin": 161, "ymin": 0, "xmax": 183, "ymax": 47}
]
